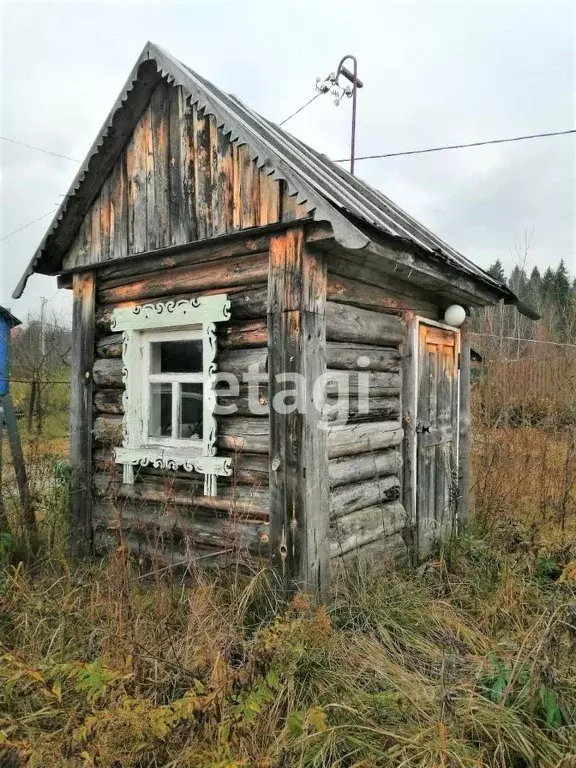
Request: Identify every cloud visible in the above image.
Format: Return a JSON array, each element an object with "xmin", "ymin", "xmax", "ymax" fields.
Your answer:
[{"xmin": 1, "ymin": 0, "xmax": 574, "ymax": 321}]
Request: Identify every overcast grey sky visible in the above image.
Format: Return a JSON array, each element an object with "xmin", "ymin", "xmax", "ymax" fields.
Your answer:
[{"xmin": 1, "ymin": 0, "xmax": 574, "ymax": 321}]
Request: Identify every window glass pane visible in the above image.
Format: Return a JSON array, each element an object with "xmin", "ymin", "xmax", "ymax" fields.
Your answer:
[
  {"xmin": 150, "ymin": 339, "xmax": 202, "ymax": 374},
  {"xmin": 179, "ymin": 383, "xmax": 203, "ymax": 439},
  {"xmin": 149, "ymin": 383, "xmax": 172, "ymax": 438}
]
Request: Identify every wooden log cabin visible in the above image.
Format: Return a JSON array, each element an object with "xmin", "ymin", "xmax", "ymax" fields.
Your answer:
[{"xmin": 13, "ymin": 43, "xmax": 535, "ymax": 595}]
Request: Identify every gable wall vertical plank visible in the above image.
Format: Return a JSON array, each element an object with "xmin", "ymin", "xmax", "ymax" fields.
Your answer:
[
  {"xmin": 99, "ymin": 176, "xmax": 112, "ymax": 261},
  {"xmin": 109, "ymin": 151, "xmax": 128, "ymax": 259},
  {"xmin": 218, "ymin": 129, "xmax": 234, "ymax": 234},
  {"xmin": 180, "ymin": 96, "xmax": 198, "ymax": 243},
  {"xmin": 232, "ymin": 143, "xmax": 242, "ymax": 231},
  {"xmin": 126, "ymin": 101, "xmax": 149, "ymax": 254},
  {"xmin": 194, "ymin": 106, "xmax": 212, "ymax": 239},
  {"xmin": 149, "ymin": 82, "xmax": 170, "ymax": 251},
  {"xmin": 239, "ymin": 144, "xmax": 257, "ymax": 229},
  {"xmin": 90, "ymin": 195, "xmax": 101, "ymax": 262},
  {"xmin": 168, "ymin": 86, "xmax": 187, "ymax": 245}
]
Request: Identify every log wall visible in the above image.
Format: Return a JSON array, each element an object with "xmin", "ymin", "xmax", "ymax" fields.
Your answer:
[
  {"xmin": 324, "ymin": 256, "xmax": 441, "ymax": 566},
  {"xmin": 91, "ymin": 246, "xmax": 272, "ymax": 570}
]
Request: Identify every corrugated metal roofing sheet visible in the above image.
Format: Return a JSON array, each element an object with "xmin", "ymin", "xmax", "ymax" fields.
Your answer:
[{"xmin": 14, "ymin": 41, "xmax": 509, "ymax": 301}]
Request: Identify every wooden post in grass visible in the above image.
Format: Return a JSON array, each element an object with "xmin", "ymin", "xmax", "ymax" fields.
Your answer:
[{"xmin": 69, "ymin": 272, "xmax": 96, "ymax": 558}]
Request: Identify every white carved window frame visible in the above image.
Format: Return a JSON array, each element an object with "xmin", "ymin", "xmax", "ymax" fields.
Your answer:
[{"xmin": 111, "ymin": 294, "xmax": 232, "ymax": 496}]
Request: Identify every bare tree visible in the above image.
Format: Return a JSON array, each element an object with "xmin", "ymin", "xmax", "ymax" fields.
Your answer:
[{"xmin": 11, "ymin": 308, "xmax": 71, "ymax": 434}]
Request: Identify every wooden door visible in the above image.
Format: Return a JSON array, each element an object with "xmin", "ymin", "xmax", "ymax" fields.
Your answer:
[{"xmin": 416, "ymin": 322, "xmax": 460, "ymax": 554}]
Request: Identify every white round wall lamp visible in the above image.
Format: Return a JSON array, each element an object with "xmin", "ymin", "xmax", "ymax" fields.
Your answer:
[{"xmin": 443, "ymin": 304, "xmax": 466, "ymax": 327}]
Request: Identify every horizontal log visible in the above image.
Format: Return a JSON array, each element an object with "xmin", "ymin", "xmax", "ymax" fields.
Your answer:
[
  {"xmin": 326, "ymin": 302, "xmax": 405, "ymax": 346},
  {"xmin": 94, "ymin": 475, "xmax": 269, "ymax": 519},
  {"xmin": 329, "ymin": 449, "xmax": 402, "ymax": 488},
  {"xmin": 93, "ymin": 415, "xmax": 124, "ymax": 445},
  {"xmin": 218, "ymin": 348, "xmax": 268, "ymax": 378},
  {"xmin": 325, "ymin": 343, "xmax": 401, "ymax": 372},
  {"xmin": 218, "ymin": 319, "xmax": 268, "ymax": 349},
  {"xmin": 326, "ymin": 268, "xmax": 438, "ymax": 317},
  {"xmin": 97, "ymin": 252, "xmax": 268, "ymax": 304},
  {"xmin": 330, "ymin": 476, "xmax": 400, "ymax": 518},
  {"xmin": 94, "ymin": 389, "xmax": 124, "ymax": 415},
  {"xmin": 96, "ymin": 335, "xmax": 123, "ymax": 358},
  {"xmin": 330, "ymin": 500, "xmax": 406, "ymax": 556},
  {"xmin": 327, "ymin": 421, "xmax": 403, "ymax": 459},
  {"xmin": 95, "ymin": 285, "xmax": 268, "ymax": 333},
  {"xmin": 93, "ymin": 358, "xmax": 124, "ymax": 388},
  {"xmin": 95, "ymin": 236, "xmax": 273, "ymax": 289},
  {"xmin": 325, "ymin": 370, "xmax": 402, "ymax": 397},
  {"xmin": 323, "ymin": 396, "xmax": 400, "ymax": 424},
  {"xmin": 331, "ymin": 532, "xmax": 407, "ymax": 565},
  {"xmin": 93, "ymin": 501, "xmax": 269, "ymax": 554},
  {"xmin": 218, "ymin": 417, "xmax": 270, "ymax": 454}
]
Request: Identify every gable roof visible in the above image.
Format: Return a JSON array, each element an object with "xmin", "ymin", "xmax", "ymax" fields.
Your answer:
[
  {"xmin": 0, "ymin": 306, "xmax": 21, "ymax": 329},
  {"xmin": 13, "ymin": 41, "xmax": 528, "ymax": 315}
]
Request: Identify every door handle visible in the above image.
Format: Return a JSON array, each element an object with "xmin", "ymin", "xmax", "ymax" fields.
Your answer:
[{"xmin": 416, "ymin": 422, "xmax": 431, "ymax": 434}]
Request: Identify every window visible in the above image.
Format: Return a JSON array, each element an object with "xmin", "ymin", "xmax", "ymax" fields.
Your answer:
[{"xmin": 111, "ymin": 295, "xmax": 232, "ymax": 495}]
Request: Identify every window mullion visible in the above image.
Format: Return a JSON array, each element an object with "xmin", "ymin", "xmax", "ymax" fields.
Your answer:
[{"xmin": 171, "ymin": 381, "xmax": 180, "ymax": 439}]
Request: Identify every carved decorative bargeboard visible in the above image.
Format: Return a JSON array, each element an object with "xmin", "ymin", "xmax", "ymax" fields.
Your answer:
[{"xmin": 111, "ymin": 295, "xmax": 232, "ymax": 495}]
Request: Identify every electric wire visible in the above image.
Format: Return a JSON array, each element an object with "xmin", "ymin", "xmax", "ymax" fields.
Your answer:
[
  {"xmin": 279, "ymin": 92, "xmax": 324, "ymax": 126},
  {"xmin": 0, "ymin": 209, "xmax": 57, "ymax": 243},
  {"xmin": 1, "ymin": 135, "xmax": 80, "ymax": 163},
  {"xmin": 334, "ymin": 128, "xmax": 576, "ymax": 162}
]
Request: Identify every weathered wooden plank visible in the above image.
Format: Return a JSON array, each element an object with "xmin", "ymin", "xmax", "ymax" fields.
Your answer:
[
  {"xmin": 126, "ymin": 103, "xmax": 149, "ymax": 254},
  {"xmin": 327, "ymin": 421, "xmax": 403, "ymax": 459},
  {"xmin": 70, "ymin": 272, "xmax": 96, "ymax": 558},
  {"xmin": 194, "ymin": 106, "xmax": 212, "ymax": 239},
  {"xmin": 167, "ymin": 85, "xmax": 186, "ymax": 247},
  {"xmin": 99, "ymin": 176, "xmax": 111, "ymax": 261},
  {"xmin": 281, "ymin": 182, "xmax": 305, "ymax": 222},
  {"xmin": 179, "ymin": 95, "xmax": 198, "ymax": 242},
  {"xmin": 97, "ymin": 252, "xmax": 269, "ymax": 304},
  {"xmin": 268, "ymin": 226, "xmax": 329, "ymax": 598},
  {"xmin": 90, "ymin": 196, "xmax": 101, "ymax": 263},
  {"xmin": 239, "ymin": 144, "xmax": 257, "ymax": 229},
  {"xmin": 148, "ymin": 81, "xmax": 170, "ymax": 251},
  {"xmin": 325, "ymin": 342, "xmax": 401, "ymax": 371},
  {"xmin": 330, "ymin": 476, "xmax": 400, "ymax": 518},
  {"xmin": 326, "ymin": 302, "xmax": 405, "ymax": 345},
  {"xmin": 109, "ymin": 151, "xmax": 128, "ymax": 260},
  {"xmin": 329, "ymin": 449, "xmax": 402, "ymax": 488},
  {"xmin": 259, "ymin": 166, "xmax": 280, "ymax": 226},
  {"xmin": 96, "ymin": 334, "xmax": 123, "ymax": 358},
  {"xmin": 330, "ymin": 500, "xmax": 406, "ymax": 556},
  {"xmin": 218, "ymin": 128, "xmax": 234, "ymax": 234}
]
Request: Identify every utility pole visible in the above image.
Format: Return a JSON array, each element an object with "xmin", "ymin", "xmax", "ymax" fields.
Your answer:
[{"xmin": 316, "ymin": 55, "xmax": 363, "ymax": 175}]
